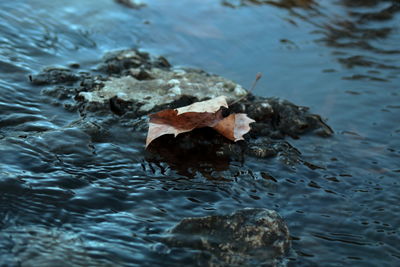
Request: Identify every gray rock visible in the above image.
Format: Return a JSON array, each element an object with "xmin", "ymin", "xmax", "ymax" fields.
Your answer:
[
  {"xmin": 78, "ymin": 48, "xmax": 247, "ymax": 114},
  {"xmin": 30, "ymin": 68, "xmax": 80, "ymax": 85},
  {"xmin": 166, "ymin": 208, "xmax": 291, "ymax": 266},
  {"xmin": 78, "ymin": 68, "xmax": 247, "ymax": 113},
  {"xmin": 31, "ymin": 48, "xmax": 333, "ymax": 168}
]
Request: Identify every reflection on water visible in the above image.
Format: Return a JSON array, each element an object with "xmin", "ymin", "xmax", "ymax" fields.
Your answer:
[
  {"xmin": 322, "ymin": 0, "xmax": 400, "ymax": 82},
  {"xmin": 222, "ymin": 0, "xmax": 316, "ymax": 9},
  {"xmin": 0, "ymin": 0, "xmax": 399, "ymax": 266}
]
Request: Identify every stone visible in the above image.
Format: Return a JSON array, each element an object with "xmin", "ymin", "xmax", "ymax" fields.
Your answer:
[
  {"xmin": 114, "ymin": 0, "xmax": 146, "ymax": 9},
  {"xmin": 165, "ymin": 208, "xmax": 291, "ymax": 266},
  {"xmin": 78, "ymin": 67, "xmax": 247, "ymax": 113},
  {"xmin": 31, "ymin": 48, "xmax": 333, "ymax": 168},
  {"xmin": 30, "ymin": 68, "xmax": 80, "ymax": 85}
]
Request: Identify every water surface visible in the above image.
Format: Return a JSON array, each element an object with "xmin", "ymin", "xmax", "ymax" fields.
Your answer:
[{"xmin": 0, "ymin": 0, "xmax": 399, "ymax": 266}]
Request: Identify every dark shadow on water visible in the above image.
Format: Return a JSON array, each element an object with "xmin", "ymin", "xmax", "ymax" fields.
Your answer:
[{"xmin": 145, "ymin": 128, "xmax": 236, "ymax": 180}]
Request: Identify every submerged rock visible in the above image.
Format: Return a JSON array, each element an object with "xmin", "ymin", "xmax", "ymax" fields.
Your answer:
[
  {"xmin": 166, "ymin": 208, "xmax": 290, "ymax": 266},
  {"xmin": 1, "ymin": 226, "xmax": 113, "ymax": 267}
]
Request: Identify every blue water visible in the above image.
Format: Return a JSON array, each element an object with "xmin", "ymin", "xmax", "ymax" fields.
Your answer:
[{"xmin": 1, "ymin": 0, "xmax": 399, "ymax": 266}]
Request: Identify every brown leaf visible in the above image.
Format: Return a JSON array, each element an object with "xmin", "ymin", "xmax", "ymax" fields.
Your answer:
[
  {"xmin": 213, "ymin": 113, "xmax": 255, "ymax": 142},
  {"xmin": 145, "ymin": 96, "xmax": 254, "ymax": 148}
]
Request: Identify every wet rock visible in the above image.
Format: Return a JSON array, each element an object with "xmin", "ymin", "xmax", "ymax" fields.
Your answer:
[
  {"xmin": 145, "ymin": 127, "xmax": 305, "ymax": 177},
  {"xmin": 115, "ymin": 0, "xmax": 146, "ymax": 9},
  {"xmin": 97, "ymin": 49, "xmax": 157, "ymax": 75},
  {"xmin": 68, "ymin": 62, "xmax": 80, "ymax": 69},
  {"xmin": 232, "ymin": 96, "xmax": 333, "ymax": 138},
  {"xmin": 32, "ymin": 48, "xmax": 333, "ymax": 168},
  {"xmin": 79, "ymin": 67, "xmax": 247, "ymax": 114},
  {"xmin": 166, "ymin": 208, "xmax": 290, "ymax": 266},
  {"xmin": 247, "ymin": 137, "xmax": 301, "ymax": 162},
  {"xmin": 145, "ymin": 128, "xmax": 234, "ymax": 178},
  {"xmin": 30, "ymin": 68, "xmax": 80, "ymax": 85},
  {"xmin": 42, "ymin": 85, "xmax": 73, "ymax": 100},
  {"xmin": 84, "ymin": 50, "xmax": 246, "ymax": 114}
]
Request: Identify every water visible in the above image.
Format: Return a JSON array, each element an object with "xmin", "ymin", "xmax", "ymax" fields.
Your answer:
[{"xmin": 1, "ymin": 0, "xmax": 399, "ymax": 265}]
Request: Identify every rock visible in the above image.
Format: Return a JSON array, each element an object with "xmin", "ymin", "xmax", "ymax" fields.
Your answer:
[
  {"xmin": 31, "ymin": 48, "xmax": 333, "ymax": 168},
  {"xmin": 145, "ymin": 127, "xmax": 234, "ymax": 178},
  {"xmin": 79, "ymin": 67, "xmax": 247, "ymax": 114},
  {"xmin": 144, "ymin": 131, "xmax": 303, "ymax": 177},
  {"xmin": 90, "ymin": 50, "xmax": 246, "ymax": 114},
  {"xmin": 114, "ymin": 0, "xmax": 146, "ymax": 9},
  {"xmin": 165, "ymin": 208, "xmax": 291, "ymax": 266},
  {"xmin": 247, "ymin": 137, "xmax": 301, "ymax": 161},
  {"xmin": 236, "ymin": 96, "xmax": 333, "ymax": 139},
  {"xmin": 30, "ymin": 68, "xmax": 80, "ymax": 85},
  {"xmin": 98, "ymin": 49, "xmax": 152, "ymax": 75}
]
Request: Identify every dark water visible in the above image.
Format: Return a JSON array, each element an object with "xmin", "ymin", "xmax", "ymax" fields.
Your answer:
[{"xmin": 1, "ymin": 0, "xmax": 399, "ymax": 266}]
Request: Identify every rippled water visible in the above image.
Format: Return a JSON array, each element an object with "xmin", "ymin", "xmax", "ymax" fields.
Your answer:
[{"xmin": 1, "ymin": 0, "xmax": 399, "ymax": 266}]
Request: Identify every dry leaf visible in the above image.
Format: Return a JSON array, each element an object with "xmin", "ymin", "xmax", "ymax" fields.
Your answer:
[
  {"xmin": 146, "ymin": 110, "xmax": 223, "ymax": 147},
  {"xmin": 145, "ymin": 96, "xmax": 254, "ymax": 147},
  {"xmin": 176, "ymin": 95, "xmax": 228, "ymax": 114},
  {"xmin": 212, "ymin": 113, "xmax": 255, "ymax": 142}
]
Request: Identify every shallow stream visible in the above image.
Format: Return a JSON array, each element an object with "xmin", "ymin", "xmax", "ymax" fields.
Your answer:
[{"xmin": 0, "ymin": 0, "xmax": 399, "ymax": 266}]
